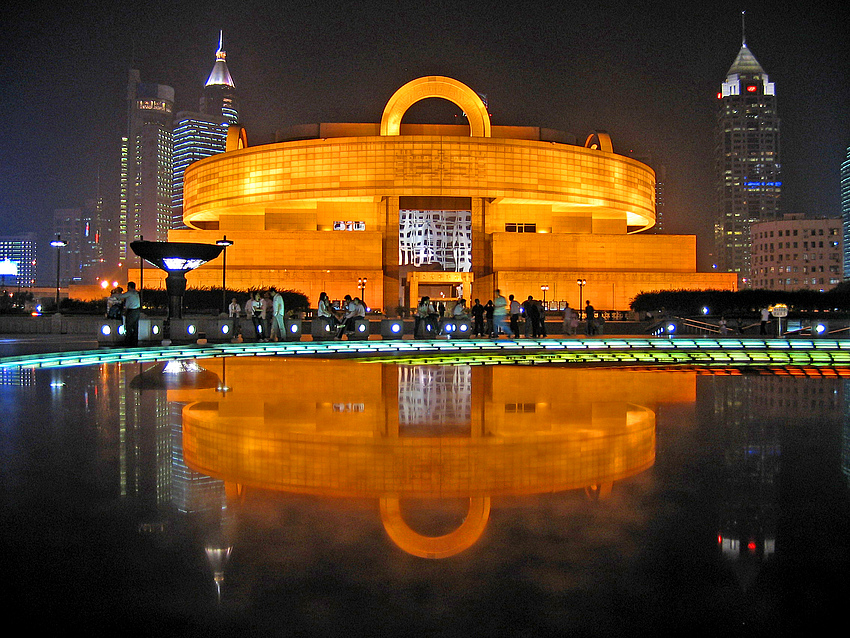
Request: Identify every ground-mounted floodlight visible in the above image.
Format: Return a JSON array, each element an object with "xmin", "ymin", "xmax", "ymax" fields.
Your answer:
[
  {"xmin": 381, "ymin": 318, "xmax": 404, "ymax": 339},
  {"xmin": 130, "ymin": 241, "xmax": 224, "ymax": 321}
]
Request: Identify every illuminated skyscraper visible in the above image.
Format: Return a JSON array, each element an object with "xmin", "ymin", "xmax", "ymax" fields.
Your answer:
[
  {"xmin": 120, "ymin": 70, "xmax": 174, "ymax": 262},
  {"xmin": 714, "ymin": 18, "xmax": 780, "ymax": 284},
  {"xmin": 201, "ymin": 32, "xmax": 238, "ymax": 125},
  {"xmin": 841, "ymin": 145, "xmax": 850, "ymax": 277},
  {"xmin": 0, "ymin": 233, "xmax": 36, "ymax": 288},
  {"xmin": 172, "ymin": 33, "xmax": 237, "ymax": 229}
]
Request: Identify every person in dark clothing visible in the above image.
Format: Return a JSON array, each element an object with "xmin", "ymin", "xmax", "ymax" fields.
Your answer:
[{"xmin": 471, "ymin": 299, "xmax": 485, "ymax": 336}]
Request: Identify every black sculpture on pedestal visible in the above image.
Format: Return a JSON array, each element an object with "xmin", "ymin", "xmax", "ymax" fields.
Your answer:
[{"xmin": 130, "ymin": 241, "xmax": 225, "ymax": 338}]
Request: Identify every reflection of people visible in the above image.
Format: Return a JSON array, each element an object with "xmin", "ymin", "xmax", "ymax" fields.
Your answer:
[{"xmin": 118, "ymin": 282, "xmax": 140, "ymax": 347}]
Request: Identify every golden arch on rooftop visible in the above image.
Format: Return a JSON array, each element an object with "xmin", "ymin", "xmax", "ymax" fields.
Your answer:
[
  {"xmin": 380, "ymin": 76, "xmax": 491, "ymax": 138},
  {"xmin": 584, "ymin": 130, "xmax": 613, "ymax": 152}
]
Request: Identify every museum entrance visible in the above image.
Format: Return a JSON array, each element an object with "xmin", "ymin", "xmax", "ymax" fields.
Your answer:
[{"xmin": 399, "ymin": 196, "xmax": 473, "ymax": 312}]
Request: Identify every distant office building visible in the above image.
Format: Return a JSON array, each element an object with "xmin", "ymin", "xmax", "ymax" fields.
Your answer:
[
  {"xmin": 120, "ymin": 70, "xmax": 174, "ymax": 262},
  {"xmin": 750, "ymin": 214, "xmax": 842, "ymax": 291},
  {"xmin": 841, "ymin": 145, "xmax": 850, "ymax": 277},
  {"xmin": 0, "ymin": 233, "xmax": 37, "ymax": 288},
  {"xmin": 52, "ymin": 198, "xmax": 110, "ymax": 285},
  {"xmin": 714, "ymin": 27, "xmax": 781, "ymax": 284},
  {"xmin": 172, "ymin": 33, "xmax": 237, "ymax": 230}
]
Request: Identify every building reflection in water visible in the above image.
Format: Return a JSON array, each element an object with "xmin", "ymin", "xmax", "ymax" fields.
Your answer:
[{"xmin": 170, "ymin": 359, "xmax": 698, "ymax": 560}]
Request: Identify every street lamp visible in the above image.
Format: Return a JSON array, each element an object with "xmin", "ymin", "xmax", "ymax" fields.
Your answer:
[
  {"xmin": 358, "ymin": 277, "xmax": 367, "ymax": 307},
  {"xmin": 540, "ymin": 284, "xmax": 549, "ymax": 309},
  {"xmin": 216, "ymin": 236, "xmax": 234, "ymax": 314},
  {"xmin": 50, "ymin": 234, "xmax": 67, "ymax": 311},
  {"xmin": 576, "ymin": 279, "xmax": 586, "ymax": 320}
]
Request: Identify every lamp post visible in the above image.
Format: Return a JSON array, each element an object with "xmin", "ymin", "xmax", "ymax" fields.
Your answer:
[
  {"xmin": 576, "ymin": 279, "xmax": 586, "ymax": 320},
  {"xmin": 358, "ymin": 277, "xmax": 367, "ymax": 307},
  {"xmin": 540, "ymin": 285, "xmax": 549, "ymax": 309},
  {"xmin": 216, "ymin": 236, "xmax": 234, "ymax": 314},
  {"xmin": 50, "ymin": 234, "xmax": 67, "ymax": 311}
]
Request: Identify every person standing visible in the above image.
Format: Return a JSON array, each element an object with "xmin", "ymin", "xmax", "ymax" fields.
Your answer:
[
  {"xmin": 471, "ymin": 299, "xmax": 485, "ymax": 336},
  {"xmin": 760, "ymin": 307, "xmax": 770, "ymax": 335},
  {"xmin": 535, "ymin": 298, "xmax": 547, "ymax": 337},
  {"xmin": 245, "ymin": 293, "xmax": 262, "ymax": 340},
  {"xmin": 585, "ymin": 300, "xmax": 595, "ymax": 336},
  {"xmin": 118, "ymin": 282, "xmax": 141, "ymax": 347},
  {"xmin": 485, "ymin": 300, "xmax": 495, "ymax": 337},
  {"xmin": 260, "ymin": 291, "xmax": 273, "ymax": 341},
  {"xmin": 228, "ymin": 297, "xmax": 240, "ymax": 318},
  {"xmin": 270, "ymin": 287, "xmax": 285, "ymax": 341},
  {"xmin": 493, "ymin": 290, "xmax": 510, "ymax": 338},
  {"xmin": 562, "ymin": 302, "xmax": 576, "ymax": 335},
  {"xmin": 509, "ymin": 294, "xmax": 521, "ymax": 338}
]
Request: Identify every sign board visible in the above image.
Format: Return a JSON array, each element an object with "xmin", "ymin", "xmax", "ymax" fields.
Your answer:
[{"xmin": 769, "ymin": 304, "xmax": 788, "ymax": 318}]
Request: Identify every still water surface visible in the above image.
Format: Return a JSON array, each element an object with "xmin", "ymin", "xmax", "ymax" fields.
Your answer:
[{"xmin": 2, "ymin": 358, "xmax": 848, "ymax": 636}]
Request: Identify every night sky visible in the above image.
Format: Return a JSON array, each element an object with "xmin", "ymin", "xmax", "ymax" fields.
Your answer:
[{"xmin": 1, "ymin": 0, "xmax": 848, "ymax": 272}]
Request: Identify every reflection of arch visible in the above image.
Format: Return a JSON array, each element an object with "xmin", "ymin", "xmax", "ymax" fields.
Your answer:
[
  {"xmin": 380, "ymin": 496, "xmax": 491, "ymax": 559},
  {"xmin": 584, "ymin": 130, "xmax": 613, "ymax": 152},
  {"xmin": 226, "ymin": 125, "xmax": 248, "ymax": 152},
  {"xmin": 380, "ymin": 76, "xmax": 491, "ymax": 138}
]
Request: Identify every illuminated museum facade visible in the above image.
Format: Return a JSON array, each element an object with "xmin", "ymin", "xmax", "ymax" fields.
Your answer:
[{"xmin": 155, "ymin": 76, "xmax": 735, "ymax": 310}]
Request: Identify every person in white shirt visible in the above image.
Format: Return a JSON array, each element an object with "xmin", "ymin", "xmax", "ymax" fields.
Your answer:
[
  {"xmin": 270, "ymin": 288, "xmax": 285, "ymax": 341},
  {"xmin": 245, "ymin": 293, "xmax": 262, "ymax": 340},
  {"xmin": 228, "ymin": 297, "xmax": 241, "ymax": 318}
]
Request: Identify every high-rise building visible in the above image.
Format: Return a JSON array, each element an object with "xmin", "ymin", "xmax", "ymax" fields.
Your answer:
[
  {"xmin": 52, "ymin": 198, "xmax": 110, "ymax": 285},
  {"xmin": 172, "ymin": 33, "xmax": 237, "ymax": 230},
  {"xmin": 750, "ymin": 214, "xmax": 842, "ymax": 291},
  {"xmin": 840, "ymin": 145, "xmax": 850, "ymax": 277},
  {"xmin": 0, "ymin": 233, "xmax": 37, "ymax": 288},
  {"xmin": 714, "ymin": 20, "xmax": 780, "ymax": 284},
  {"xmin": 120, "ymin": 70, "xmax": 174, "ymax": 262}
]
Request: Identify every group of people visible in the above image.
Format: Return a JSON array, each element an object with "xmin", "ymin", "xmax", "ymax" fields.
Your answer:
[
  {"xmin": 106, "ymin": 282, "xmax": 141, "ymax": 346},
  {"xmin": 317, "ymin": 292, "xmax": 368, "ymax": 338},
  {"xmin": 228, "ymin": 288, "xmax": 289, "ymax": 341},
  {"xmin": 561, "ymin": 300, "xmax": 604, "ymax": 336}
]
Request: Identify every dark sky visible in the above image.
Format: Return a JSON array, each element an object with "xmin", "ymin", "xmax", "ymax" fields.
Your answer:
[{"xmin": 1, "ymin": 0, "xmax": 848, "ymax": 270}]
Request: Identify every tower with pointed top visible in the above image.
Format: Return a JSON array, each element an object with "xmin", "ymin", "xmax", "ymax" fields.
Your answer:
[
  {"xmin": 172, "ymin": 33, "xmax": 239, "ymax": 230},
  {"xmin": 200, "ymin": 31, "xmax": 238, "ymax": 124},
  {"xmin": 714, "ymin": 15, "xmax": 780, "ymax": 283}
]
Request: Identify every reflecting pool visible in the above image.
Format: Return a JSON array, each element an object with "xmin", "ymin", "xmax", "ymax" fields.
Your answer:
[{"xmin": 2, "ymin": 358, "xmax": 848, "ymax": 635}]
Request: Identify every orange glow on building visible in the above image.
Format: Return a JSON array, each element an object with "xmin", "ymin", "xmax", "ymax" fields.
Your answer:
[{"xmin": 146, "ymin": 76, "xmax": 735, "ymax": 310}]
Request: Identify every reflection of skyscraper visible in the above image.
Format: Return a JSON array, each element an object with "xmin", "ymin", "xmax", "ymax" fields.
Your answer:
[
  {"xmin": 120, "ymin": 70, "xmax": 174, "ymax": 261},
  {"xmin": 714, "ymin": 21, "xmax": 780, "ymax": 283},
  {"xmin": 172, "ymin": 33, "xmax": 238, "ymax": 230}
]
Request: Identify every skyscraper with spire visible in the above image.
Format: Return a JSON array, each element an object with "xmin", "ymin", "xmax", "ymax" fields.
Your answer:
[
  {"xmin": 714, "ymin": 13, "xmax": 780, "ymax": 284},
  {"xmin": 172, "ymin": 32, "xmax": 239, "ymax": 230}
]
